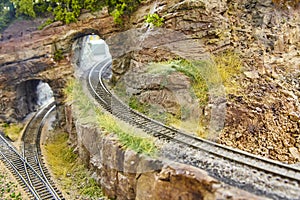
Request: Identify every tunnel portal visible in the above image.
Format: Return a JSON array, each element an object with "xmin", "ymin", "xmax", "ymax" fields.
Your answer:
[{"xmin": 15, "ymin": 80, "xmax": 54, "ymax": 119}]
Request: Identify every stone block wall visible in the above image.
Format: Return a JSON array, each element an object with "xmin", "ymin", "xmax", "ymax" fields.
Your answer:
[{"xmin": 73, "ymin": 122, "xmax": 268, "ymax": 200}]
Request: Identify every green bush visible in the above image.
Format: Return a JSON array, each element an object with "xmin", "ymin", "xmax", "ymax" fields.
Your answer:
[
  {"xmin": 0, "ymin": 0, "xmax": 15, "ymax": 32},
  {"xmin": 38, "ymin": 18, "xmax": 53, "ymax": 30},
  {"xmin": 53, "ymin": 49, "xmax": 64, "ymax": 61},
  {"xmin": 144, "ymin": 13, "xmax": 164, "ymax": 27},
  {"xmin": 9, "ymin": 0, "xmax": 143, "ymax": 24}
]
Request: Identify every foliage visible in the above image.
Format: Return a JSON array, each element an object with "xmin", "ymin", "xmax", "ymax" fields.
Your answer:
[
  {"xmin": 106, "ymin": 0, "xmax": 143, "ymax": 24},
  {"xmin": 144, "ymin": 13, "xmax": 164, "ymax": 27},
  {"xmin": 44, "ymin": 132, "xmax": 105, "ymax": 198},
  {"xmin": 38, "ymin": 18, "xmax": 53, "ymax": 30},
  {"xmin": 0, "ymin": 174, "xmax": 22, "ymax": 200},
  {"xmin": 0, "ymin": 123, "xmax": 23, "ymax": 141},
  {"xmin": 6, "ymin": 0, "xmax": 143, "ymax": 25},
  {"xmin": 0, "ymin": 0, "xmax": 15, "ymax": 32},
  {"xmin": 128, "ymin": 96, "xmax": 149, "ymax": 114},
  {"xmin": 12, "ymin": 0, "xmax": 35, "ymax": 17},
  {"xmin": 53, "ymin": 49, "xmax": 64, "ymax": 61}
]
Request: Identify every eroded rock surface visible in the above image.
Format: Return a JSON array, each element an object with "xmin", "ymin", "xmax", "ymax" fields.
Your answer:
[
  {"xmin": 0, "ymin": 9, "xmax": 118, "ymax": 122},
  {"xmin": 111, "ymin": 0, "xmax": 300, "ymax": 163}
]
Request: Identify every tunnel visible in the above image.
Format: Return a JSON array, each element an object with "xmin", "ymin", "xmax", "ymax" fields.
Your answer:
[
  {"xmin": 73, "ymin": 34, "xmax": 111, "ymax": 79},
  {"xmin": 15, "ymin": 79, "xmax": 54, "ymax": 119}
]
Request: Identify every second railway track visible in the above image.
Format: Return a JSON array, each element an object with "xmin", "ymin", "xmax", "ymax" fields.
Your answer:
[
  {"xmin": 88, "ymin": 58, "xmax": 300, "ymax": 200},
  {"xmin": 0, "ymin": 100, "xmax": 64, "ymax": 200}
]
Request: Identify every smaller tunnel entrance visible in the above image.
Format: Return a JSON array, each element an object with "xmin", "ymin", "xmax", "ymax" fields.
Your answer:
[
  {"xmin": 16, "ymin": 80, "xmax": 54, "ymax": 119},
  {"xmin": 73, "ymin": 34, "xmax": 111, "ymax": 79}
]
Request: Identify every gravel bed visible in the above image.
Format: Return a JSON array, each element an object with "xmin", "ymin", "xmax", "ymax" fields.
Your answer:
[{"xmin": 158, "ymin": 142, "xmax": 300, "ymax": 200}]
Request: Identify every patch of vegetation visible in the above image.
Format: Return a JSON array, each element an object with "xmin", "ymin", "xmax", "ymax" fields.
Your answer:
[
  {"xmin": 167, "ymin": 59, "xmax": 211, "ymax": 106},
  {"xmin": 64, "ymin": 78, "xmax": 98, "ymax": 124},
  {"xmin": 44, "ymin": 132, "xmax": 105, "ymax": 199},
  {"xmin": 0, "ymin": 174, "xmax": 22, "ymax": 200},
  {"xmin": 97, "ymin": 112, "xmax": 156, "ymax": 155},
  {"xmin": 138, "ymin": 53, "xmax": 242, "ymax": 137},
  {"xmin": 108, "ymin": 0, "xmax": 143, "ymax": 24},
  {"xmin": 144, "ymin": 13, "xmax": 164, "ymax": 27},
  {"xmin": 128, "ymin": 96, "xmax": 149, "ymax": 114},
  {"xmin": 64, "ymin": 79, "xmax": 157, "ymax": 156},
  {"xmin": 53, "ymin": 49, "xmax": 64, "ymax": 61},
  {"xmin": 0, "ymin": 0, "xmax": 15, "ymax": 32},
  {"xmin": 0, "ymin": 123, "xmax": 23, "ymax": 141},
  {"xmin": 38, "ymin": 18, "xmax": 53, "ymax": 30},
  {"xmin": 213, "ymin": 51, "xmax": 242, "ymax": 95},
  {"xmin": 7, "ymin": 0, "xmax": 142, "ymax": 25}
]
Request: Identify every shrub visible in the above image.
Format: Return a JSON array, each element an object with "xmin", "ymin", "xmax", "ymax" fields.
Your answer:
[
  {"xmin": 144, "ymin": 13, "xmax": 164, "ymax": 27},
  {"xmin": 53, "ymin": 49, "xmax": 64, "ymax": 61},
  {"xmin": 38, "ymin": 18, "xmax": 53, "ymax": 30}
]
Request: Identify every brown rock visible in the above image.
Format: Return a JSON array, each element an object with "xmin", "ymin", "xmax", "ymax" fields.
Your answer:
[{"xmin": 289, "ymin": 147, "xmax": 300, "ymax": 161}]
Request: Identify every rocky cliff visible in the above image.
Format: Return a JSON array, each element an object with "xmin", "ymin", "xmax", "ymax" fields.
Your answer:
[
  {"xmin": 0, "ymin": 9, "xmax": 119, "ymax": 121},
  {"xmin": 71, "ymin": 118, "xmax": 267, "ymax": 200},
  {"xmin": 0, "ymin": 0, "xmax": 299, "ymax": 198},
  {"xmin": 110, "ymin": 0, "xmax": 300, "ymax": 163}
]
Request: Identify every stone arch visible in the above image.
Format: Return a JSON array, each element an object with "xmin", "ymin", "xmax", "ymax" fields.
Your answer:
[{"xmin": 55, "ymin": 28, "xmax": 103, "ymax": 54}]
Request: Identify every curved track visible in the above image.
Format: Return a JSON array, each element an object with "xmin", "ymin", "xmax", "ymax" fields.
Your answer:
[
  {"xmin": 21, "ymin": 100, "xmax": 64, "ymax": 200},
  {"xmin": 0, "ymin": 101, "xmax": 64, "ymax": 200},
  {"xmin": 88, "ymin": 58, "xmax": 300, "ymax": 200}
]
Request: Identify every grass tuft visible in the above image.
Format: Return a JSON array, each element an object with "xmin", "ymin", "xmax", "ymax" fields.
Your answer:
[
  {"xmin": 213, "ymin": 51, "xmax": 242, "ymax": 95},
  {"xmin": 127, "ymin": 53, "xmax": 242, "ymax": 138},
  {"xmin": 44, "ymin": 132, "xmax": 105, "ymax": 199},
  {"xmin": 0, "ymin": 174, "xmax": 23, "ymax": 200},
  {"xmin": 0, "ymin": 123, "xmax": 23, "ymax": 141}
]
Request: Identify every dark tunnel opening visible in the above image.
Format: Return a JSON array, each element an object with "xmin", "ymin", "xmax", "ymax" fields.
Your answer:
[{"xmin": 15, "ymin": 79, "xmax": 54, "ymax": 119}]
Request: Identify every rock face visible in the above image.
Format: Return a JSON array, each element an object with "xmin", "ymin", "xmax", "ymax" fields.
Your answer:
[
  {"xmin": 110, "ymin": 0, "xmax": 300, "ymax": 163},
  {"xmin": 73, "ymin": 121, "xmax": 267, "ymax": 200},
  {"xmin": 116, "ymin": 60, "xmax": 199, "ymax": 116},
  {"xmin": 0, "ymin": 8, "xmax": 119, "ymax": 122}
]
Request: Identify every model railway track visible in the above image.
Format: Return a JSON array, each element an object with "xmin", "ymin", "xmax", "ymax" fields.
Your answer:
[
  {"xmin": 88, "ymin": 58, "xmax": 300, "ymax": 199},
  {"xmin": 21, "ymin": 100, "xmax": 64, "ymax": 200},
  {"xmin": 0, "ymin": 101, "xmax": 64, "ymax": 200}
]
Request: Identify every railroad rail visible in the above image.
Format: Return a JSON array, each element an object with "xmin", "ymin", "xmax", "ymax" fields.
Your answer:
[
  {"xmin": 88, "ymin": 58, "xmax": 300, "ymax": 200},
  {"xmin": 0, "ymin": 101, "xmax": 64, "ymax": 200}
]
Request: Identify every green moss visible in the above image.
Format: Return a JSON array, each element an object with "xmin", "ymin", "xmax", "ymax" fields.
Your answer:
[
  {"xmin": 53, "ymin": 49, "xmax": 64, "ymax": 61},
  {"xmin": 96, "ymin": 112, "xmax": 156, "ymax": 155},
  {"xmin": 0, "ymin": 123, "xmax": 23, "ymax": 141},
  {"xmin": 44, "ymin": 132, "xmax": 105, "ymax": 199},
  {"xmin": 0, "ymin": 174, "xmax": 23, "ymax": 200},
  {"xmin": 128, "ymin": 96, "xmax": 149, "ymax": 114},
  {"xmin": 144, "ymin": 13, "xmax": 164, "ymax": 27},
  {"xmin": 38, "ymin": 18, "xmax": 53, "ymax": 30}
]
